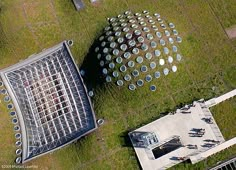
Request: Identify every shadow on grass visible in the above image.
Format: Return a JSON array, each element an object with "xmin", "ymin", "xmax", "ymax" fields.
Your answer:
[
  {"xmin": 119, "ymin": 129, "xmax": 142, "ymax": 169},
  {"xmin": 174, "ymin": 97, "xmax": 199, "ymax": 110},
  {"xmin": 80, "ymin": 31, "xmax": 110, "ymax": 91},
  {"xmin": 119, "ymin": 129, "xmax": 135, "ymax": 148}
]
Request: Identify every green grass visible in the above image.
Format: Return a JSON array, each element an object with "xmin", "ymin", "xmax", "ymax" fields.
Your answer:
[
  {"xmin": 0, "ymin": 95, "xmax": 16, "ymax": 165},
  {"xmin": 211, "ymin": 98, "xmax": 236, "ymax": 140},
  {"xmin": 0, "ymin": 0, "xmax": 236, "ymax": 169},
  {"xmin": 208, "ymin": 0, "xmax": 236, "ymax": 28}
]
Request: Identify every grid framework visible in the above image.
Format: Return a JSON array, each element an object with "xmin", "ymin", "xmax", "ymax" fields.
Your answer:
[{"xmin": 0, "ymin": 41, "xmax": 97, "ymax": 163}]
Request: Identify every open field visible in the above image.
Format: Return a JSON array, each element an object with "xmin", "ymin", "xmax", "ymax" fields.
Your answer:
[
  {"xmin": 208, "ymin": 0, "xmax": 236, "ymax": 28},
  {"xmin": 0, "ymin": 0, "xmax": 236, "ymax": 169}
]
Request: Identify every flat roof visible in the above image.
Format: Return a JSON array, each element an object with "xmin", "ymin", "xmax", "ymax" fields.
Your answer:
[
  {"xmin": 0, "ymin": 41, "xmax": 97, "ymax": 163},
  {"xmin": 129, "ymin": 101, "xmax": 225, "ymax": 170}
]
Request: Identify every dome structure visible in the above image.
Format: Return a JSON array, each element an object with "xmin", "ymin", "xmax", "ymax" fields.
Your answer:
[{"xmin": 94, "ymin": 10, "xmax": 183, "ymax": 91}]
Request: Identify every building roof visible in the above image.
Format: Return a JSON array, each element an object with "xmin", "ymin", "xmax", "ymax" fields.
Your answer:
[{"xmin": 0, "ymin": 41, "xmax": 97, "ymax": 163}]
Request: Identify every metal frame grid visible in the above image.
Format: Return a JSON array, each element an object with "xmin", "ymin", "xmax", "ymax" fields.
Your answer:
[{"xmin": 0, "ymin": 41, "xmax": 97, "ymax": 163}]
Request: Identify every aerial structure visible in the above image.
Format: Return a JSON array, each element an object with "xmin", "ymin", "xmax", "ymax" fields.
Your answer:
[
  {"xmin": 94, "ymin": 10, "xmax": 183, "ymax": 91},
  {"xmin": 129, "ymin": 90, "xmax": 236, "ymax": 170},
  {"xmin": 72, "ymin": 0, "xmax": 85, "ymax": 11},
  {"xmin": 0, "ymin": 41, "xmax": 97, "ymax": 163}
]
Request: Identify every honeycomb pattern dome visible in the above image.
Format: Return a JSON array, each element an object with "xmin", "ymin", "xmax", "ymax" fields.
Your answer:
[{"xmin": 94, "ymin": 10, "xmax": 183, "ymax": 91}]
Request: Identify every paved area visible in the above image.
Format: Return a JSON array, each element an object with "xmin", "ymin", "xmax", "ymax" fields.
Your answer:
[
  {"xmin": 190, "ymin": 137, "xmax": 236, "ymax": 164},
  {"xmin": 205, "ymin": 89, "xmax": 236, "ymax": 107},
  {"xmin": 226, "ymin": 25, "xmax": 236, "ymax": 39},
  {"xmin": 129, "ymin": 101, "xmax": 226, "ymax": 170}
]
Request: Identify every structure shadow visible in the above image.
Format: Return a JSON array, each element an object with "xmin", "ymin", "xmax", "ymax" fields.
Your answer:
[
  {"xmin": 80, "ymin": 32, "xmax": 109, "ymax": 91},
  {"xmin": 119, "ymin": 129, "xmax": 134, "ymax": 148},
  {"xmin": 119, "ymin": 129, "xmax": 142, "ymax": 169},
  {"xmin": 169, "ymin": 156, "xmax": 179, "ymax": 161}
]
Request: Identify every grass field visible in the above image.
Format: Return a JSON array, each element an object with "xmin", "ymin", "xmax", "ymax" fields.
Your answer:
[{"xmin": 0, "ymin": 0, "xmax": 236, "ymax": 169}]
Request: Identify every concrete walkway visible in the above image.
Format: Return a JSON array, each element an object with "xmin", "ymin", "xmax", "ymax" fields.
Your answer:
[
  {"xmin": 199, "ymin": 102, "xmax": 225, "ymax": 142},
  {"xmin": 190, "ymin": 137, "xmax": 236, "ymax": 164},
  {"xmin": 130, "ymin": 89, "xmax": 236, "ymax": 170},
  {"xmin": 130, "ymin": 102, "xmax": 226, "ymax": 170},
  {"xmin": 205, "ymin": 89, "xmax": 236, "ymax": 107}
]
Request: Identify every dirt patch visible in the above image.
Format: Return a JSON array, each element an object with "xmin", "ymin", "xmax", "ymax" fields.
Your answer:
[
  {"xmin": 226, "ymin": 25, "xmax": 236, "ymax": 39},
  {"xmin": 23, "ymin": 1, "xmax": 55, "ymax": 24},
  {"xmin": 90, "ymin": 1, "xmax": 102, "ymax": 7}
]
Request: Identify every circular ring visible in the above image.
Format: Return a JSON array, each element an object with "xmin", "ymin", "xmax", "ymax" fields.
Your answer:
[
  {"xmin": 137, "ymin": 79, "xmax": 144, "ymax": 87},
  {"xmin": 117, "ymin": 80, "xmax": 124, "ymax": 86},
  {"xmin": 150, "ymin": 85, "xmax": 157, "ymax": 91},
  {"xmin": 129, "ymin": 84, "xmax": 136, "ymax": 91},
  {"xmin": 140, "ymin": 65, "xmax": 148, "ymax": 72}
]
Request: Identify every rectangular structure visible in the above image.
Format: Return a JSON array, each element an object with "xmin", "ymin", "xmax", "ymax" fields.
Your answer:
[
  {"xmin": 0, "ymin": 41, "xmax": 97, "ymax": 163},
  {"xmin": 72, "ymin": 0, "xmax": 85, "ymax": 11},
  {"xmin": 129, "ymin": 101, "xmax": 226, "ymax": 170}
]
